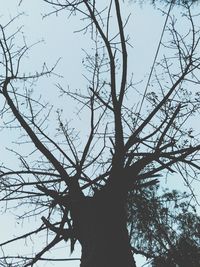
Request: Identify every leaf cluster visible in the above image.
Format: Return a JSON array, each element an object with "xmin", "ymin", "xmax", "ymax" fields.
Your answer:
[{"xmin": 127, "ymin": 186, "xmax": 200, "ymax": 266}]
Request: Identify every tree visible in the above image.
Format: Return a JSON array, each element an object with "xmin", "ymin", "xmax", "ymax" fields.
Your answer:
[
  {"xmin": 152, "ymin": 237, "xmax": 200, "ymax": 266},
  {"xmin": 128, "ymin": 186, "xmax": 200, "ymax": 266},
  {"xmin": 138, "ymin": 0, "xmax": 200, "ymax": 6},
  {"xmin": 151, "ymin": 235, "xmax": 200, "ymax": 267},
  {"xmin": 0, "ymin": 1, "xmax": 200, "ymax": 267}
]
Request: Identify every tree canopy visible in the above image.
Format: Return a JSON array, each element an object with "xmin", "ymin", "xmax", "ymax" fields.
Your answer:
[{"xmin": 0, "ymin": 1, "xmax": 199, "ymax": 267}]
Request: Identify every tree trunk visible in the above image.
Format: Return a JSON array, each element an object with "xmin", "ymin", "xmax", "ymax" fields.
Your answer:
[{"xmin": 71, "ymin": 192, "xmax": 137, "ymax": 267}]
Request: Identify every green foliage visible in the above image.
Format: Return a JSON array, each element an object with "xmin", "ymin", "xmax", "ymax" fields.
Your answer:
[
  {"xmin": 152, "ymin": 237, "xmax": 200, "ymax": 267},
  {"xmin": 127, "ymin": 186, "xmax": 200, "ymax": 266},
  {"xmin": 152, "ymin": 256, "xmax": 176, "ymax": 267}
]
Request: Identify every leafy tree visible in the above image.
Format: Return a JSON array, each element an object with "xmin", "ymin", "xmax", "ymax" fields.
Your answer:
[
  {"xmin": 128, "ymin": 186, "xmax": 200, "ymax": 266},
  {"xmin": 0, "ymin": 1, "xmax": 200, "ymax": 267},
  {"xmin": 152, "ymin": 236, "xmax": 200, "ymax": 267}
]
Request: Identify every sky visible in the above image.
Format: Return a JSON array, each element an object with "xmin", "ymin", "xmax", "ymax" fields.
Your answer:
[{"xmin": 0, "ymin": 1, "xmax": 198, "ymax": 267}]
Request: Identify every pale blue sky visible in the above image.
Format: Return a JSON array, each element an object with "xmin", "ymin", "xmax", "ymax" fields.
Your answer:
[{"xmin": 0, "ymin": 1, "xmax": 198, "ymax": 267}]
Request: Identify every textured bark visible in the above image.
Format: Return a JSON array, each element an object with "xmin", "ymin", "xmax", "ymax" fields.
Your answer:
[{"xmin": 71, "ymin": 192, "xmax": 136, "ymax": 267}]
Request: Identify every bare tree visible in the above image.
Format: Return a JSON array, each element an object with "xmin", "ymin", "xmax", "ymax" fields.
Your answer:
[{"xmin": 0, "ymin": 1, "xmax": 200, "ymax": 267}]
